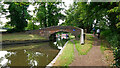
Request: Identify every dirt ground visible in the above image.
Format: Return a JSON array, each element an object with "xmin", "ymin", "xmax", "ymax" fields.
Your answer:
[{"xmin": 69, "ymin": 35, "xmax": 110, "ymax": 68}]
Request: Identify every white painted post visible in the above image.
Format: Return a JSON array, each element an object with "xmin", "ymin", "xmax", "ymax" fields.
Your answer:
[{"xmin": 81, "ymin": 29, "xmax": 84, "ymax": 45}]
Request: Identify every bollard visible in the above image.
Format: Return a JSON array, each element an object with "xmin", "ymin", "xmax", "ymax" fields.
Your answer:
[{"xmin": 81, "ymin": 29, "xmax": 84, "ymax": 45}]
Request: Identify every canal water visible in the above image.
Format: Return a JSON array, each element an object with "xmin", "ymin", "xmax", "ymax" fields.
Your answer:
[{"xmin": 0, "ymin": 37, "xmax": 68, "ymax": 67}]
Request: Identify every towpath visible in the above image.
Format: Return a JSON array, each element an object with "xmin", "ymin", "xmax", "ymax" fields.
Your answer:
[{"xmin": 69, "ymin": 35, "xmax": 108, "ymax": 68}]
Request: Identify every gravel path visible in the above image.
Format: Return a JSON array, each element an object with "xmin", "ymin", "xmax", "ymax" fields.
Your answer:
[{"xmin": 69, "ymin": 35, "xmax": 109, "ymax": 68}]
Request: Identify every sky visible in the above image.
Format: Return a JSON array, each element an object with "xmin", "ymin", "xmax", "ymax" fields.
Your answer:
[{"xmin": 0, "ymin": 0, "xmax": 74, "ymax": 27}]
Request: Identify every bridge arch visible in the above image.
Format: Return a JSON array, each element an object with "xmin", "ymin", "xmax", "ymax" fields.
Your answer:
[
  {"xmin": 26, "ymin": 26, "xmax": 81, "ymax": 40},
  {"xmin": 49, "ymin": 31, "xmax": 75, "ymax": 41},
  {"xmin": 48, "ymin": 30, "xmax": 79, "ymax": 40}
]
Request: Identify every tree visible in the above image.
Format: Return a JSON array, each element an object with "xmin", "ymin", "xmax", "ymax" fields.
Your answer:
[
  {"xmin": 65, "ymin": 2, "xmax": 119, "ymax": 32},
  {"xmin": 0, "ymin": 2, "xmax": 5, "ymax": 26},
  {"xmin": 36, "ymin": 2, "xmax": 47, "ymax": 28},
  {"xmin": 65, "ymin": 2, "xmax": 94, "ymax": 32},
  {"xmin": 36, "ymin": 2, "xmax": 65, "ymax": 28},
  {"xmin": 0, "ymin": 22, "xmax": 2, "ymax": 25},
  {"xmin": 4, "ymin": 2, "xmax": 31, "ymax": 32}
]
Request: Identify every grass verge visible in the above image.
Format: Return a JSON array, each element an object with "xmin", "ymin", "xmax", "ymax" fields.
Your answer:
[
  {"xmin": 100, "ymin": 40, "xmax": 107, "ymax": 53},
  {"xmin": 75, "ymin": 34, "xmax": 93, "ymax": 55},
  {"xmin": 69, "ymin": 35, "xmax": 75, "ymax": 39},
  {"xmin": 100, "ymin": 39, "xmax": 112, "ymax": 53},
  {"xmin": 53, "ymin": 41, "xmax": 74, "ymax": 66},
  {"xmin": 2, "ymin": 33, "xmax": 46, "ymax": 41}
]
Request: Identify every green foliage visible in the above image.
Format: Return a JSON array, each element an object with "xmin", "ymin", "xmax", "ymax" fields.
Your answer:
[
  {"xmin": 65, "ymin": 2, "xmax": 119, "ymax": 32},
  {"xmin": 113, "ymin": 48, "xmax": 120, "ymax": 67},
  {"xmin": 109, "ymin": 2, "xmax": 120, "ymax": 29},
  {"xmin": 101, "ymin": 30, "xmax": 120, "ymax": 67},
  {"xmin": 108, "ymin": 7, "xmax": 118, "ymax": 13},
  {"xmin": 4, "ymin": 2, "xmax": 31, "ymax": 32},
  {"xmin": 0, "ymin": 2, "xmax": 6, "ymax": 14},
  {"xmin": 100, "ymin": 30, "xmax": 112, "ymax": 38},
  {"xmin": 26, "ymin": 22, "xmax": 39, "ymax": 30},
  {"xmin": 0, "ymin": 22, "xmax": 2, "ymax": 25},
  {"xmin": 35, "ymin": 2, "xmax": 65, "ymax": 28},
  {"xmin": 65, "ymin": 3, "xmax": 82, "ymax": 27},
  {"xmin": 4, "ymin": 23, "xmax": 14, "ymax": 29},
  {"xmin": 116, "ymin": 22, "xmax": 120, "ymax": 29},
  {"xmin": 77, "ymin": 34, "xmax": 81, "ymax": 38},
  {"xmin": 100, "ymin": 41, "xmax": 106, "ymax": 53},
  {"xmin": 36, "ymin": 2, "xmax": 47, "ymax": 28},
  {"xmin": 101, "ymin": 30, "xmax": 119, "ymax": 47}
]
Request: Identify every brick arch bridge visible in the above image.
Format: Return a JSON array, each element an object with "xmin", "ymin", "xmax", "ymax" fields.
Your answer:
[{"xmin": 26, "ymin": 26, "xmax": 81, "ymax": 40}]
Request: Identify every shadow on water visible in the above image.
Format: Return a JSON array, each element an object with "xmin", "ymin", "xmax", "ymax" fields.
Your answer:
[{"xmin": 0, "ymin": 33, "xmax": 69, "ymax": 67}]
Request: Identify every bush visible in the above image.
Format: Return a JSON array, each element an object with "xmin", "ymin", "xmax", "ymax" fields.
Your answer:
[
  {"xmin": 101, "ymin": 29, "xmax": 120, "ymax": 67},
  {"xmin": 100, "ymin": 29, "xmax": 112, "ymax": 37},
  {"xmin": 7, "ymin": 28, "xmax": 24, "ymax": 32},
  {"xmin": 26, "ymin": 22, "xmax": 39, "ymax": 30},
  {"xmin": 7, "ymin": 29, "xmax": 15, "ymax": 33},
  {"xmin": 113, "ymin": 48, "xmax": 120, "ymax": 67},
  {"xmin": 78, "ymin": 34, "xmax": 81, "ymax": 38}
]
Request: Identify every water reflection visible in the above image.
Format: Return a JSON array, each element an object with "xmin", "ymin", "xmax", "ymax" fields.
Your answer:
[
  {"xmin": 0, "ymin": 42, "xmax": 59, "ymax": 67},
  {"xmin": 0, "ymin": 33, "xmax": 69, "ymax": 67},
  {"xmin": 50, "ymin": 33, "xmax": 69, "ymax": 49}
]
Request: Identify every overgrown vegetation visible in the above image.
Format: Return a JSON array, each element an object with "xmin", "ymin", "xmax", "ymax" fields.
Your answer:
[
  {"xmin": 100, "ymin": 39, "xmax": 115, "ymax": 66},
  {"xmin": 53, "ymin": 41, "xmax": 74, "ymax": 66},
  {"xmin": 101, "ymin": 30, "xmax": 120, "ymax": 67},
  {"xmin": 75, "ymin": 34, "xmax": 93, "ymax": 55}
]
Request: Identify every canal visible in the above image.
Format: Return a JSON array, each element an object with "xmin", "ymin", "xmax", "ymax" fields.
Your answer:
[{"xmin": 0, "ymin": 33, "xmax": 69, "ymax": 67}]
